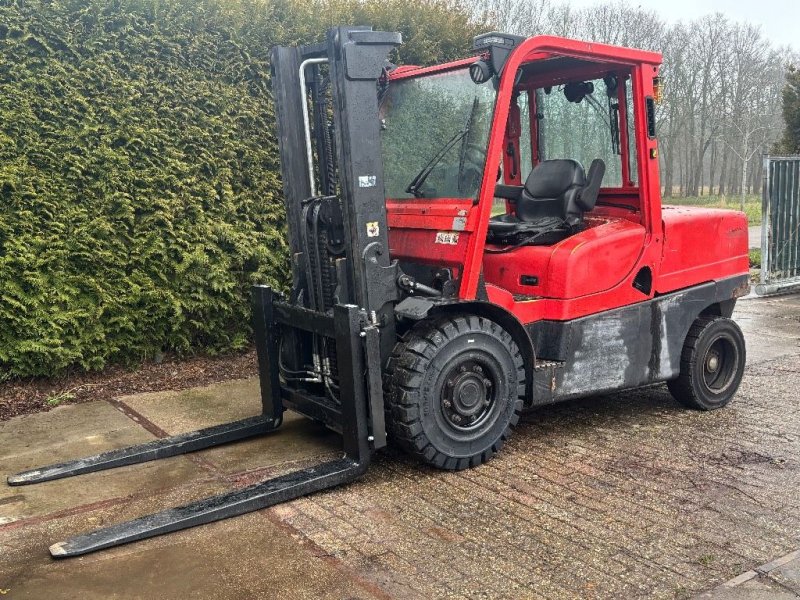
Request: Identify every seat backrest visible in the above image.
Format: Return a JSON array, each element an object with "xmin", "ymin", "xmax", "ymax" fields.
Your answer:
[{"xmin": 517, "ymin": 159, "xmax": 586, "ymax": 225}]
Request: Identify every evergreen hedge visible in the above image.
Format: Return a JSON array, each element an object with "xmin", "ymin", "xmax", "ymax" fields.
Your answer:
[{"xmin": 0, "ymin": 0, "xmax": 485, "ymax": 377}]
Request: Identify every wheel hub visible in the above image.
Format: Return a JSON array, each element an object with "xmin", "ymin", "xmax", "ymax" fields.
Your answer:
[
  {"xmin": 442, "ymin": 359, "xmax": 494, "ymax": 429},
  {"xmin": 702, "ymin": 336, "xmax": 738, "ymax": 392},
  {"xmin": 706, "ymin": 353, "xmax": 720, "ymax": 373}
]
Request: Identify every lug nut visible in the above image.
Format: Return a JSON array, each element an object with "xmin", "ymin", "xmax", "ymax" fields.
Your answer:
[
  {"xmin": 447, "ymin": 380, "xmax": 454, "ymax": 388},
  {"xmin": 452, "ymin": 414, "xmax": 462, "ymax": 422},
  {"xmin": 459, "ymin": 366, "xmax": 467, "ymax": 373},
  {"xmin": 473, "ymin": 365, "xmax": 483, "ymax": 374},
  {"xmin": 443, "ymin": 400, "xmax": 452, "ymax": 408},
  {"xmin": 483, "ymin": 379, "xmax": 492, "ymax": 387}
]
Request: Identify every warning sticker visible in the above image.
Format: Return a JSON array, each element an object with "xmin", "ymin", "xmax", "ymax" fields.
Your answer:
[
  {"xmin": 366, "ymin": 221, "xmax": 380, "ymax": 237},
  {"xmin": 435, "ymin": 231, "xmax": 459, "ymax": 245},
  {"xmin": 358, "ymin": 175, "xmax": 377, "ymax": 188}
]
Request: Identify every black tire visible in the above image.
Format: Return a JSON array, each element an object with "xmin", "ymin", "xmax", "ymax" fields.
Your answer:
[
  {"xmin": 667, "ymin": 316, "xmax": 746, "ymax": 410},
  {"xmin": 384, "ymin": 315, "xmax": 525, "ymax": 470}
]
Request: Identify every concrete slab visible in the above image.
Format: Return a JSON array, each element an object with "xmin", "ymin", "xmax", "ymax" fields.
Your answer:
[
  {"xmin": 0, "ymin": 382, "xmax": 381, "ymax": 600},
  {"xmin": 697, "ymin": 550, "xmax": 800, "ymax": 599},
  {"xmin": 768, "ymin": 554, "xmax": 800, "ymax": 595},
  {"xmin": 117, "ymin": 378, "xmax": 265, "ymax": 430},
  {"xmin": 119, "ymin": 378, "xmax": 342, "ymax": 474},
  {"xmin": 698, "ymin": 575, "xmax": 798, "ymax": 599},
  {"xmin": 750, "ymin": 225, "xmax": 762, "ymax": 250},
  {"xmin": 735, "ymin": 294, "xmax": 800, "ymax": 364},
  {"xmin": 0, "ymin": 402, "xmax": 209, "ymax": 522},
  {"xmin": 0, "ymin": 482, "xmax": 380, "ymax": 600}
]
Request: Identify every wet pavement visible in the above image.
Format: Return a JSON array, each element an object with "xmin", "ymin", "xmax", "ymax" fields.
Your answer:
[
  {"xmin": 698, "ymin": 550, "xmax": 800, "ymax": 599},
  {"xmin": 1, "ymin": 293, "xmax": 798, "ymax": 599},
  {"xmin": 750, "ymin": 226, "xmax": 761, "ymax": 249}
]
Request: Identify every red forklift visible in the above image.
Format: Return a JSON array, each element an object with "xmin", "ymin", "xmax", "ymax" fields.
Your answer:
[{"xmin": 9, "ymin": 27, "xmax": 749, "ymax": 557}]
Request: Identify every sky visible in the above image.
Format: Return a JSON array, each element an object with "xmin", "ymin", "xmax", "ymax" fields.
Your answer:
[{"xmin": 567, "ymin": 0, "xmax": 798, "ymax": 49}]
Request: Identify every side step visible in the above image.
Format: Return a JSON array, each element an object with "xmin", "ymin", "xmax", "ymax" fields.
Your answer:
[
  {"xmin": 7, "ymin": 415, "xmax": 278, "ymax": 486},
  {"xmin": 49, "ymin": 457, "xmax": 366, "ymax": 558}
]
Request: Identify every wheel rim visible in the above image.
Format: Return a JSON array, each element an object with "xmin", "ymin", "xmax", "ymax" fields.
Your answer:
[
  {"xmin": 702, "ymin": 334, "xmax": 739, "ymax": 394},
  {"xmin": 440, "ymin": 357, "xmax": 497, "ymax": 432}
]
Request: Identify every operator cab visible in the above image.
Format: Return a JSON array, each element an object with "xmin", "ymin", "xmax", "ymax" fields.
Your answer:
[
  {"xmin": 484, "ymin": 50, "xmax": 641, "ymax": 244},
  {"xmin": 381, "ymin": 33, "xmax": 659, "ymax": 306}
]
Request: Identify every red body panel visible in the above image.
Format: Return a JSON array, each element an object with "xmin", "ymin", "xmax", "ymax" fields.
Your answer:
[
  {"xmin": 482, "ymin": 217, "xmax": 646, "ymax": 299},
  {"xmin": 389, "ymin": 57, "xmax": 478, "ymax": 81},
  {"xmin": 386, "ymin": 198, "xmax": 475, "ymax": 271},
  {"xmin": 658, "ymin": 206, "xmax": 750, "ymax": 294}
]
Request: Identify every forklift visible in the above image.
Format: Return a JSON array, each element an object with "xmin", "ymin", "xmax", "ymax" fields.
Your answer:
[{"xmin": 8, "ymin": 26, "xmax": 750, "ymax": 557}]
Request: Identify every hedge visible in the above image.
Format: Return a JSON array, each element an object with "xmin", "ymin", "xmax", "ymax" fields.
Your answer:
[{"xmin": 0, "ymin": 0, "xmax": 485, "ymax": 377}]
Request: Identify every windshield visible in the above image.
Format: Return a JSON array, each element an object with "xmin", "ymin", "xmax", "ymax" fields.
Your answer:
[
  {"xmin": 536, "ymin": 77, "xmax": 635, "ymax": 187},
  {"xmin": 380, "ymin": 68, "xmax": 497, "ymax": 199}
]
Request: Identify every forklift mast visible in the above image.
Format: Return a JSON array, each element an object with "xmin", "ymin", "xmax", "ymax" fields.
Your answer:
[
  {"xmin": 272, "ymin": 27, "xmax": 400, "ymax": 327},
  {"xmin": 8, "ymin": 26, "xmax": 406, "ymax": 558}
]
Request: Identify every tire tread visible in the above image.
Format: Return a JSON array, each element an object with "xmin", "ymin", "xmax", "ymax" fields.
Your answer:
[
  {"xmin": 667, "ymin": 316, "xmax": 745, "ymax": 410},
  {"xmin": 385, "ymin": 315, "xmax": 524, "ymax": 471}
]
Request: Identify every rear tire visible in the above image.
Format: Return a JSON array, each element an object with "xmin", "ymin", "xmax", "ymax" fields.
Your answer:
[
  {"xmin": 667, "ymin": 316, "xmax": 746, "ymax": 410},
  {"xmin": 384, "ymin": 315, "xmax": 525, "ymax": 470}
]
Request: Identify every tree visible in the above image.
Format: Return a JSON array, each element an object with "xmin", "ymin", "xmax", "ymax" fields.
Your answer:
[
  {"xmin": 777, "ymin": 67, "xmax": 800, "ymax": 154},
  {"xmin": 0, "ymin": 0, "xmax": 490, "ymax": 377}
]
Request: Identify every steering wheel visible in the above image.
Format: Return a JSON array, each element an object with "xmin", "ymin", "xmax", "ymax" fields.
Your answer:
[{"xmin": 458, "ymin": 143, "xmax": 486, "ymax": 194}]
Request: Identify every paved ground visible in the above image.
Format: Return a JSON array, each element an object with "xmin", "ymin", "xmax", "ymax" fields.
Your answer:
[
  {"xmin": 699, "ymin": 550, "xmax": 800, "ymax": 599},
  {"xmin": 750, "ymin": 226, "xmax": 761, "ymax": 249},
  {"xmin": 1, "ymin": 294, "xmax": 798, "ymax": 599}
]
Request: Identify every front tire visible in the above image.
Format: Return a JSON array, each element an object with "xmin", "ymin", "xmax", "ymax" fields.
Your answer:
[
  {"xmin": 385, "ymin": 315, "xmax": 525, "ymax": 470},
  {"xmin": 667, "ymin": 316, "xmax": 746, "ymax": 410}
]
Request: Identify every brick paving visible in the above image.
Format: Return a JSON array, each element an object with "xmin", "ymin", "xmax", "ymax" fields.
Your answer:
[{"xmin": 272, "ymin": 354, "xmax": 800, "ymax": 599}]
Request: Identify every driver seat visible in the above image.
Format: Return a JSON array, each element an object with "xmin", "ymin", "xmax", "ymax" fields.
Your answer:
[{"xmin": 488, "ymin": 158, "xmax": 605, "ymax": 245}]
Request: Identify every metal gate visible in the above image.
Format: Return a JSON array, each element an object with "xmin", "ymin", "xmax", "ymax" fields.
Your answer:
[{"xmin": 757, "ymin": 156, "xmax": 800, "ymax": 295}]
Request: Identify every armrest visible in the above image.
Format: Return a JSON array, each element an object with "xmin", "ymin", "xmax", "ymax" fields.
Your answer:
[
  {"xmin": 494, "ymin": 184, "xmax": 524, "ymax": 202},
  {"xmin": 577, "ymin": 159, "xmax": 605, "ymax": 211}
]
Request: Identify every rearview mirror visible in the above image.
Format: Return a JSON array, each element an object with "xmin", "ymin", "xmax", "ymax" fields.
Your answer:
[{"xmin": 564, "ymin": 81, "xmax": 594, "ymax": 103}]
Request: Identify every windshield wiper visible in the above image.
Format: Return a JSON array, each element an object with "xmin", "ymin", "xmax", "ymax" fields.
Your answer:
[
  {"xmin": 457, "ymin": 98, "xmax": 480, "ymax": 194},
  {"xmin": 405, "ymin": 130, "xmax": 467, "ymax": 197},
  {"xmin": 585, "ymin": 92, "xmax": 621, "ymax": 155},
  {"xmin": 406, "ymin": 99, "xmax": 480, "ymax": 198}
]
